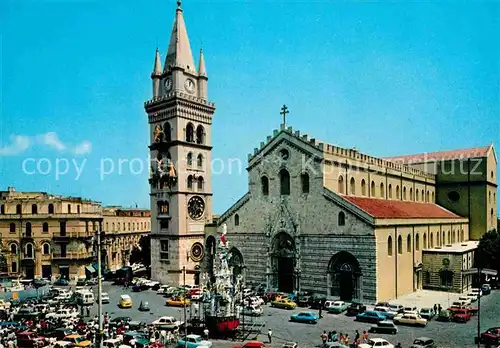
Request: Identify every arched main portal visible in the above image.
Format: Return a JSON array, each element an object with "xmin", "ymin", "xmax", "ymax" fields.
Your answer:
[
  {"xmin": 271, "ymin": 232, "xmax": 296, "ymax": 293},
  {"xmin": 327, "ymin": 251, "xmax": 362, "ymax": 302},
  {"xmin": 228, "ymin": 247, "xmax": 244, "ymax": 285}
]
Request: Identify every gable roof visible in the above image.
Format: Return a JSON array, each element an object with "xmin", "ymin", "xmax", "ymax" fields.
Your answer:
[
  {"xmin": 342, "ymin": 196, "xmax": 464, "ymax": 219},
  {"xmin": 384, "ymin": 145, "xmax": 492, "ymax": 164}
]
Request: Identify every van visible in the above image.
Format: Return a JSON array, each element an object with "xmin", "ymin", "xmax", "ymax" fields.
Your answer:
[{"xmin": 76, "ymin": 292, "xmax": 94, "ymax": 306}]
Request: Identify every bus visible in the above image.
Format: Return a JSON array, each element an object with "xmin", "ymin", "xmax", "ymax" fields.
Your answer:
[{"xmin": 115, "ymin": 266, "xmax": 133, "ymax": 285}]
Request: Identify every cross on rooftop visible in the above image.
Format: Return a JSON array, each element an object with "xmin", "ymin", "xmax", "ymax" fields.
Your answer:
[{"xmin": 280, "ymin": 104, "xmax": 289, "ymax": 126}]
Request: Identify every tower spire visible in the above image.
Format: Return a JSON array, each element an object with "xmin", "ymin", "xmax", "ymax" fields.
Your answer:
[
  {"xmin": 164, "ymin": 0, "xmax": 195, "ymax": 72},
  {"xmin": 198, "ymin": 48, "xmax": 207, "ymax": 77},
  {"xmin": 152, "ymin": 48, "xmax": 162, "ymax": 76}
]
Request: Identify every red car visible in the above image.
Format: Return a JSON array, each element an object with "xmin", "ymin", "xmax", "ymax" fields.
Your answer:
[
  {"xmin": 233, "ymin": 341, "xmax": 267, "ymax": 348},
  {"xmin": 16, "ymin": 331, "xmax": 45, "ymax": 348},
  {"xmin": 186, "ymin": 288, "xmax": 200, "ymax": 298},
  {"xmin": 452, "ymin": 308, "xmax": 471, "ymax": 323},
  {"xmin": 478, "ymin": 327, "xmax": 500, "ymax": 345}
]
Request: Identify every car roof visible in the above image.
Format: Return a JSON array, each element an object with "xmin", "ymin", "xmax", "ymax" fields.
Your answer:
[
  {"xmin": 370, "ymin": 338, "xmax": 386, "ymax": 342},
  {"xmin": 186, "ymin": 334, "xmax": 200, "ymax": 338}
]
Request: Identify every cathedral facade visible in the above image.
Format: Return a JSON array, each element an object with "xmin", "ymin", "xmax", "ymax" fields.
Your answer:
[{"xmin": 147, "ymin": 2, "xmax": 497, "ymax": 302}]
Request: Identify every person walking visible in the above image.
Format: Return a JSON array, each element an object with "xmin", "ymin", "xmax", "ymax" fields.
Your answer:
[
  {"xmin": 344, "ymin": 334, "xmax": 350, "ymax": 346},
  {"xmin": 332, "ymin": 331, "xmax": 338, "ymax": 342},
  {"xmin": 320, "ymin": 331, "xmax": 328, "ymax": 344},
  {"xmin": 267, "ymin": 328, "xmax": 272, "ymax": 343},
  {"xmin": 362, "ymin": 330, "xmax": 368, "ymax": 343}
]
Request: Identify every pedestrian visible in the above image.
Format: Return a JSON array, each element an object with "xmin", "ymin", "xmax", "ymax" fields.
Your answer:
[
  {"xmin": 362, "ymin": 330, "xmax": 368, "ymax": 343},
  {"xmin": 318, "ymin": 306, "xmax": 323, "ymax": 319},
  {"xmin": 320, "ymin": 331, "xmax": 328, "ymax": 344},
  {"xmin": 433, "ymin": 304, "xmax": 437, "ymax": 314},
  {"xmin": 267, "ymin": 328, "xmax": 272, "ymax": 343},
  {"xmin": 332, "ymin": 331, "xmax": 338, "ymax": 342},
  {"xmin": 203, "ymin": 328, "xmax": 209, "ymax": 340},
  {"xmin": 339, "ymin": 333, "xmax": 344, "ymax": 343},
  {"xmin": 344, "ymin": 334, "xmax": 350, "ymax": 346}
]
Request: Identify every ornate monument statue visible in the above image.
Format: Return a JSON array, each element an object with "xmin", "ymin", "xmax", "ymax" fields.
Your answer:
[{"xmin": 154, "ymin": 125, "xmax": 164, "ymax": 143}]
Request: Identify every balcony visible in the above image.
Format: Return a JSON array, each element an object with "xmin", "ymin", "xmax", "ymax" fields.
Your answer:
[
  {"xmin": 21, "ymin": 233, "xmax": 34, "ymax": 241},
  {"xmin": 52, "ymin": 252, "xmax": 93, "ymax": 260},
  {"xmin": 157, "ymin": 212, "xmax": 171, "ymax": 219},
  {"xmin": 52, "ymin": 231, "xmax": 93, "ymax": 240}
]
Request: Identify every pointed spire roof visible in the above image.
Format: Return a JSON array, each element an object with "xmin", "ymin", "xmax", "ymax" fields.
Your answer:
[
  {"xmin": 198, "ymin": 48, "xmax": 207, "ymax": 77},
  {"xmin": 164, "ymin": 1, "xmax": 196, "ymax": 72},
  {"xmin": 152, "ymin": 48, "xmax": 162, "ymax": 76}
]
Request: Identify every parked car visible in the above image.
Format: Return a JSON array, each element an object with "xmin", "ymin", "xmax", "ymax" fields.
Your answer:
[
  {"xmin": 309, "ymin": 294, "xmax": 327, "ymax": 309},
  {"xmin": 373, "ymin": 306, "xmax": 398, "ymax": 319},
  {"xmin": 418, "ymin": 308, "xmax": 435, "ymax": 320},
  {"xmin": 402, "ymin": 306, "xmax": 418, "ymax": 314},
  {"xmin": 16, "ymin": 331, "xmax": 46, "ymax": 348},
  {"xmin": 157, "ymin": 285, "xmax": 170, "ymax": 295},
  {"xmin": 458, "ymin": 296, "xmax": 472, "ymax": 305},
  {"xmin": 46, "ymin": 308, "xmax": 79, "ymax": 320},
  {"xmin": 388, "ymin": 304, "xmax": 404, "ymax": 313},
  {"xmin": 481, "ymin": 284, "xmax": 492, "ymax": 295},
  {"xmin": 118, "ymin": 295, "xmax": 133, "ymax": 309},
  {"xmin": 290, "ymin": 312, "xmax": 318, "ymax": 324},
  {"xmin": 452, "ymin": 308, "xmax": 471, "ymax": 323},
  {"xmin": 471, "ymin": 288, "xmax": 482, "ymax": 297},
  {"xmin": 436, "ymin": 309, "xmax": 452, "ymax": 322},
  {"xmin": 176, "ymin": 334, "xmax": 212, "ymax": 348},
  {"xmin": 271, "ymin": 298, "xmax": 296, "ymax": 310},
  {"xmin": 64, "ymin": 334, "xmax": 92, "ymax": 347},
  {"xmin": 369, "ymin": 320, "xmax": 398, "ymax": 334},
  {"xmin": 393, "ymin": 313, "xmax": 427, "ymax": 327},
  {"xmin": 100, "ymin": 293, "xmax": 110, "ymax": 304},
  {"xmin": 358, "ymin": 338, "xmax": 394, "ymax": 348},
  {"xmin": 54, "ymin": 278, "xmax": 70, "ymax": 286},
  {"xmin": 466, "ymin": 292, "xmax": 478, "ymax": 302},
  {"xmin": 346, "ymin": 302, "xmax": 366, "ymax": 316},
  {"xmin": 103, "ymin": 339, "xmax": 123, "ymax": 348},
  {"xmin": 355, "ymin": 310, "xmax": 386, "ymax": 323},
  {"xmin": 233, "ymin": 342, "xmax": 266, "ymax": 348},
  {"xmin": 166, "ymin": 297, "xmax": 190, "ymax": 307},
  {"xmin": 476, "ymin": 327, "xmax": 500, "ymax": 346},
  {"xmin": 410, "ymin": 337, "xmax": 437, "ymax": 348},
  {"xmin": 241, "ymin": 305, "xmax": 263, "ymax": 316},
  {"xmin": 45, "ymin": 328, "xmax": 74, "ymax": 341},
  {"xmin": 326, "ymin": 301, "xmax": 349, "ymax": 314}
]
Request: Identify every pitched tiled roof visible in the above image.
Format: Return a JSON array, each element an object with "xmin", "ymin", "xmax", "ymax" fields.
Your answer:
[
  {"xmin": 343, "ymin": 196, "xmax": 464, "ymax": 219},
  {"xmin": 384, "ymin": 145, "xmax": 491, "ymax": 164}
]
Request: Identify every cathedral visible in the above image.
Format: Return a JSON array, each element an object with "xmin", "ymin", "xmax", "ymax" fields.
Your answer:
[{"xmin": 146, "ymin": 2, "xmax": 497, "ymax": 303}]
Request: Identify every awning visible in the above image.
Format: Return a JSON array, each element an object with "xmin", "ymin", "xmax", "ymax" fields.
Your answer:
[{"xmin": 85, "ymin": 265, "xmax": 96, "ymax": 274}]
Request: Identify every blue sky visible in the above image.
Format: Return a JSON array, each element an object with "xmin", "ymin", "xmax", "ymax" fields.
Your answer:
[{"xmin": 1, "ymin": 1, "xmax": 499, "ymax": 214}]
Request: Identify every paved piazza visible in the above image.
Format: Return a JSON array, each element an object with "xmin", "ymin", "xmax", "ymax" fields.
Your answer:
[{"xmin": 85, "ymin": 282, "xmax": 500, "ymax": 348}]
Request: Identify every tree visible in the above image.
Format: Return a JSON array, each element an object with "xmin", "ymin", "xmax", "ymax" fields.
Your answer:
[
  {"xmin": 475, "ymin": 229, "xmax": 500, "ymax": 274},
  {"xmin": 129, "ymin": 235, "xmax": 151, "ymax": 267}
]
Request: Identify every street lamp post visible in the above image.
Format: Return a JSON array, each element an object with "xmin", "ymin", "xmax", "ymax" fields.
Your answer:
[
  {"xmin": 183, "ymin": 266, "xmax": 187, "ymax": 348},
  {"xmin": 96, "ymin": 225, "xmax": 104, "ymax": 348}
]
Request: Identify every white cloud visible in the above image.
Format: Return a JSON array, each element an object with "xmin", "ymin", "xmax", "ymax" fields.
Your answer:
[
  {"xmin": 0, "ymin": 135, "xmax": 31, "ymax": 156},
  {"xmin": 0, "ymin": 132, "xmax": 92, "ymax": 156},
  {"xmin": 74, "ymin": 140, "xmax": 92, "ymax": 155},
  {"xmin": 37, "ymin": 132, "xmax": 66, "ymax": 152}
]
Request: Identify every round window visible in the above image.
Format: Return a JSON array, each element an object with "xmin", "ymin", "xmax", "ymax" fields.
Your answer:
[
  {"xmin": 280, "ymin": 148, "xmax": 290, "ymax": 160},
  {"xmin": 447, "ymin": 191, "xmax": 460, "ymax": 202}
]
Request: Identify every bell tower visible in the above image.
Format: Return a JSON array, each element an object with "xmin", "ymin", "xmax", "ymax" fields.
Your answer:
[{"xmin": 145, "ymin": 0, "xmax": 215, "ymax": 285}]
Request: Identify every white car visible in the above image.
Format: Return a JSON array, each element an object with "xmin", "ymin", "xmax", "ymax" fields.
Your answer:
[
  {"xmin": 151, "ymin": 316, "xmax": 184, "ymax": 329},
  {"xmin": 471, "ymin": 288, "xmax": 483, "ymax": 297},
  {"xmin": 101, "ymin": 293, "xmax": 110, "ymax": 304},
  {"xmin": 157, "ymin": 285, "xmax": 170, "ymax": 294},
  {"xmin": 402, "ymin": 306, "xmax": 418, "ymax": 314},
  {"xmin": 458, "ymin": 296, "xmax": 472, "ymax": 305},
  {"xmin": 244, "ymin": 296, "xmax": 264, "ymax": 307},
  {"xmin": 373, "ymin": 306, "xmax": 398, "ymax": 319},
  {"xmin": 358, "ymin": 338, "xmax": 394, "ymax": 348},
  {"xmin": 466, "ymin": 293, "xmax": 478, "ymax": 302},
  {"xmin": 190, "ymin": 292, "xmax": 204, "ymax": 301},
  {"xmin": 393, "ymin": 313, "xmax": 427, "ymax": 327},
  {"xmin": 388, "ymin": 303, "xmax": 403, "ymax": 313},
  {"xmin": 145, "ymin": 280, "xmax": 160, "ymax": 288},
  {"xmin": 46, "ymin": 308, "xmax": 79, "ymax": 320},
  {"xmin": 241, "ymin": 305, "xmax": 263, "ymax": 316}
]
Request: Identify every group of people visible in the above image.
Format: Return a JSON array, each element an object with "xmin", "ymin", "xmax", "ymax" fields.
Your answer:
[{"xmin": 320, "ymin": 329, "xmax": 369, "ymax": 346}]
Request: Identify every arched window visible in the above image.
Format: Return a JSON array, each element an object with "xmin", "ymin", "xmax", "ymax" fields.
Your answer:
[
  {"xmin": 338, "ymin": 212, "xmax": 345, "ymax": 226},
  {"xmin": 106, "ymin": 222, "xmax": 109, "ymax": 231},
  {"xmin": 423, "ymin": 233, "xmax": 427, "ymax": 249},
  {"xmin": 10, "ymin": 223, "xmax": 16, "ymax": 233},
  {"xmin": 350, "ymin": 178, "xmax": 355, "ymax": 195},
  {"xmin": 196, "ymin": 125, "xmax": 205, "ymax": 144},
  {"xmin": 10, "ymin": 244, "xmax": 18, "ymax": 254},
  {"xmin": 133, "ymin": 222, "xmax": 136, "ymax": 231},
  {"xmin": 403, "ymin": 187, "xmax": 407, "ymax": 200},
  {"xmin": 415, "ymin": 189, "xmax": 419, "ymax": 201},
  {"xmin": 187, "ymin": 153, "xmax": 193, "ymax": 166},
  {"xmin": 16, "ymin": 204, "xmax": 21, "ymax": 214},
  {"xmin": 370, "ymin": 181, "xmax": 375, "ymax": 197},
  {"xmin": 421, "ymin": 190, "xmax": 425, "ymax": 202},
  {"xmin": 43, "ymin": 243, "xmax": 50, "ymax": 255},
  {"xmin": 261, "ymin": 176, "xmax": 269, "ymax": 196},
  {"xmin": 396, "ymin": 185, "xmax": 400, "ymax": 199},
  {"xmin": 447, "ymin": 231, "xmax": 451, "ymax": 244},
  {"xmin": 25, "ymin": 222, "xmax": 32, "ymax": 237},
  {"xmin": 426, "ymin": 191, "xmax": 430, "ymax": 202},
  {"xmin": 398, "ymin": 235, "xmax": 402, "ymax": 254},
  {"xmin": 0, "ymin": 204, "xmax": 4, "ymax": 215},
  {"xmin": 407, "ymin": 234, "xmax": 411, "ymax": 252},
  {"xmin": 128, "ymin": 222, "xmax": 131, "ymax": 231},
  {"xmin": 197, "ymin": 176, "xmax": 204, "ymax": 191},
  {"xmin": 235, "ymin": 214, "xmax": 240, "ymax": 226},
  {"xmin": 11, "ymin": 262, "xmax": 17, "ymax": 273},
  {"xmin": 338, "ymin": 176, "xmax": 344, "ymax": 194},
  {"xmin": 301, "ymin": 173, "xmax": 309, "ymax": 194},
  {"xmin": 187, "ymin": 175, "xmax": 193, "ymax": 190},
  {"xmin": 279, "ymin": 169, "xmax": 290, "ymax": 195},
  {"xmin": 453, "ymin": 231, "xmax": 456, "ymax": 243},
  {"xmin": 388, "ymin": 236, "xmax": 393, "ymax": 256},
  {"xmin": 415, "ymin": 233, "xmax": 420, "ymax": 251},
  {"xmin": 361, "ymin": 179, "xmax": 366, "ymax": 196},
  {"xmin": 25, "ymin": 243, "xmax": 34, "ymax": 258},
  {"xmin": 186, "ymin": 123, "xmax": 194, "ymax": 142},
  {"xmin": 430, "ymin": 232, "xmax": 434, "ymax": 248},
  {"xmin": 197, "ymin": 154, "xmax": 203, "ymax": 168},
  {"xmin": 77, "ymin": 205, "xmax": 80, "ymax": 214},
  {"xmin": 31, "ymin": 204, "xmax": 38, "ymax": 214},
  {"xmin": 42, "ymin": 222, "xmax": 49, "ymax": 233},
  {"xmin": 48, "ymin": 203, "xmax": 54, "ymax": 214},
  {"xmin": 437, "ymin": 232, "xmax": 440, "ymax": 246},
  {"xmin": 68, "ymin": 204, "xmax": 71, "ymax": 214},
  {"xmin": 380, "ymin": 183, "xmax": 384, "ymax": 198},
  {"xmin": 164, "ymin": 122, "xmax": 171, "ymax": 142},
  {"xmin": 112, "ymin": 222, "xmax": 115, "ymax": 231},
  {"xmin": 461, "ymin": 229, "xmax": 464, "ymax": 242},
  {"xmin": 388, "ymin": 184, "xmax": 392, "ymax": 199},
  {"xmin": 491, "ymin": 208, "xmax": 494, "ymax": 225},
  {"xmin": 432, "ymin": 192, "xmax": 435, "ymax": 202}
]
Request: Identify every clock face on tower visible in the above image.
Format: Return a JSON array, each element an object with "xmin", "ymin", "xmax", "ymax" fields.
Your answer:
[
  {"xmin": 188, "ymin": 196, "xmax": 205, "ymax": 219},
  {"xmin": 184, "ymin": 78, "xmax": 195, "ymax": 94},
  {"xmin": 164, "ymin": 78, "xmax": 172, "ymax": 92}
]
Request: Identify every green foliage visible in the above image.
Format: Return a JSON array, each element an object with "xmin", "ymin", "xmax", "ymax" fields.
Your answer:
[{"xmin": 475, "ymin": 229, "xmax": 500, "ymax": 273}]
